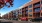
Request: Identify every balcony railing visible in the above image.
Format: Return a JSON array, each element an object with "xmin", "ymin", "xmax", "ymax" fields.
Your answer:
[
  {"xmin": 34, "ymin": 4, "xmax": 40, "ymax": 8},
  {"xmin": 25, "ymin": 8, "xmax": 28, "ymax": 10},
  {"xmin": 35, "ymin": 10, "xmax": 40, "ymax": 12},
  {"xmin": 33, "ymin": 14, "xmax": 40, "ymax": 18},
  {"xmin": 35, "ymin": 4, "xmax": 40, "ymax": 6},
  {"xmin": 22, "ymin": 9, "xmax": 25, "ymax": 12},
  {"xmin": 34, "ymin": 9, "xmax": 40, "ymax": 13}
]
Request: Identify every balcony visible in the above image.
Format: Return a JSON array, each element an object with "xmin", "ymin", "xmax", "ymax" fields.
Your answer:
[
  {"xmin": 25, "ymin": 7, "xmax": 28, "ymax": 10},
  {"xmin": 33, "ymin": 2, "xmax": 40, "ymax": 8},
  {"xmin": 25, "ymin": 11, "xmax": 28, "ymax": 13},
  {"xmin": 35, "ymin": 10, "xmax": 40, "ymax": 12},
  {"xmin": 34, "ymin": 8, "xmax": 40, "ymax": 13},
  {"xmin": 22, "ymin": 9, "xmax": 25, "ymax": 12},
  {"xmin": 41, "ymin": 13, "xmax": 42, "ymax": 17},
  {"xmin": 41, "ymin": 1, "xmax": 42, "ymax": 4},
  {"xmin": 41, "ymin": 4, "xmax": 42, "ymax": 7},
  {"xmin": 34, "ymin": 4, "xmax": 40, "ymax": 8},
  {"xmin": 29, "ymin": 14, "xmax": 32, "ymax": 17},
  {"xmin": 25, "ymin": 10, "xmax": 28, "ymax": 12},
  {"xmin": 28, "ymin": 9, "xmax": 32, "ymax": 12},
  {"xmin": 25, "ymin": 14, "xmax": 28, "ymax": 17},
  {"xmin": 22, "ymin": 12, "xmax": 25, "ymax": 14},
  {"xmin": 25, "ymin": 12, "xmax": 28, "ymax": 14},
  {"xmin": 22, "ymin": 14, "xmax": 25, "ymax": 17},
  {"xmin": 33, "ymin": 13, "xmax": 40, "ymax": 18}
]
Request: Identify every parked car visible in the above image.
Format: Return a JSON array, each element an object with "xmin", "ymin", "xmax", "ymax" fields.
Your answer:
[
  {"xmin": 20, "ymin": 17, "xmax": 28, "ymax": 21},
  {"xmin": 31, "ymin": 17, "xmax": 42, "ymax": 22},
  {"xmin": 13, "ymin": 18, "xmax": 18, "ymax": 20}
]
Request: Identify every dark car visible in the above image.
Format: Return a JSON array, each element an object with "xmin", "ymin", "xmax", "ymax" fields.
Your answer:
[
  {"xmin": 13, "ymin": 18, "xmax": 18, "ymax": 20},
  {"xmin": 32, "ymin": 17, "xmax": 42, "ymax": 22}
]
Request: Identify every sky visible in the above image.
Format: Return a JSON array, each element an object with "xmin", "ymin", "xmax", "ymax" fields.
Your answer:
[{"xmin": 0, "ymin": 0, "xmax": 31, "ymax": 16}]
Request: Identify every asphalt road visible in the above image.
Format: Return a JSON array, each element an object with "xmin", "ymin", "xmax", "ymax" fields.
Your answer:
[
  {"xmin": 12, "ymin": 21, "xmax": 28, "ymax": 23},
  {"xmin": 0, "ymin": 19, "xmax": 28, "ymax": 23},
  {"xmin": 0, "ymin": 19, "xmax": 42, "ymax": 23}
]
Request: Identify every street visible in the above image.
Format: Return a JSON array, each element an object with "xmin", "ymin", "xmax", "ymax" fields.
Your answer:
[
  {"xmin": 0, "ymin": 19, "xmax": 42, "ymax": 23},
  {"xmin": 12, "ymin": 20, "xmax": 28, "ymax": 23},
  {"xmin": 0, "ymin": 19, "xmax": 28, "ymax": 23}
]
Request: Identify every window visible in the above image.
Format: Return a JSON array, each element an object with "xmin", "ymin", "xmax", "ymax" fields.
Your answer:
[
  {"xmin": 41, "ymin": 1, "xmax": 42, "ymax": 4},
  {"xmin": 41, "ymin": 13, "xmax": 42, "ymax": 16},
  {"xmin": 29, "ymin": 14, "xmax": 32, "ymax": 17},
  {"xmin": 26, "ymin": 10, "xmax": 28, "ymax": 14},
  {"xmin": 26, "ymin": 10, "xmax": 28, "ymax": 13},
  {"xmin": 14, "ymin": 15, "xmax": 16, "ymax": 18},
  {"xmin": 25, "ymin": 7, "xmax": 28, "ymax": 11},
  {"xmin": 34, "ymin": 13, "xmax": 40, "ymax": 17},
  {"xmin": 25, "ymin": 7, "xmax": 28, "ymax": 10},
  {"xmin": 22, "ymin": 8, "xmax": 25, "ymax": 10},
  {"xmin": 35, "ymin": 4, "xmax": 40, "ymax": 7},
  {"xmin": 29, "ymin": 4, "xmax": 32, "ymax": 8},
  {"xmin": 35, "ymin": 8, "xmax": 40, "ymax": 12},
  {"xmin": 41, "ymin": 7, "xmax": 42, "ymax": 10},
  {"xmin": 26, "ymin": 9, "xmax": 28, "ymax": 12},
  {"xmin": 28, "ymin": 9, "xmax": 32, "ymax": 12},
  {"xmin": 34, "ymin": 2, "xmax": 40, "ymax": 7},
  {"xmin": 19, "ymin": 12, "xmax": 22, "ymax": 14},
  {"xmin": 25, "ymin": 14, "xmax": 28, "ymax": 17},
  {"xmin": 26, "ymin": 11, "xmax": 28, "ymax": 14},
  {"xmin": 41, "ymin": 0, "xmax": 42, "ymax": 4},
  {"xmin": 13, "ymin": 14, "xmax": 14, "ymax": 15}
]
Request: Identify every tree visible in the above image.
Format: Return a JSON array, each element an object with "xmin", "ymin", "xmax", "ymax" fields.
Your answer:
[{"xmin": 0, "ymin": 0, "xmax": 14, "ymax": 9}]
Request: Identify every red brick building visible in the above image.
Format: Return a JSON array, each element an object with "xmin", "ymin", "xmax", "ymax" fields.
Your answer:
[
  {"xmin": 2, "ymin": 0, "xmax": 42, "ymax": 20},
  {"xmin": 21, "ymin": 0, "xmax": 42, "ymax": 20}
]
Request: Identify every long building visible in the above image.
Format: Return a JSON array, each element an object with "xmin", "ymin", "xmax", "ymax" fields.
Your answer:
[
  {"xmin": 2, "ymin": 0, "xmax": 42, "ymax": 20},
  {"xmin": 21, "ymin": 0, "xmax": 42, "ymax": 20},
  {"xmin": 2, "ymin": 13, "xmax": 8, "ymax": 19}
]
